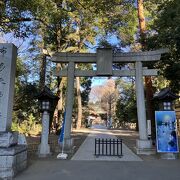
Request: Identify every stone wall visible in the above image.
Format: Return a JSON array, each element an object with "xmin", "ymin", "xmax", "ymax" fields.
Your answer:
[
  {"xmin": 0, "ymin": 145, "xmax": 27, "ymax": 179},
  {"xmin": 27, "ymin": 135, "xmax": 60, "ymax": 157}
]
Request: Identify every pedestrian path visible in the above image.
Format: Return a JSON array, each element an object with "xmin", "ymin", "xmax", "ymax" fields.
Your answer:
[{"xmin": 71, "ymin": 125, "xmax": 142, "ymax": 161}]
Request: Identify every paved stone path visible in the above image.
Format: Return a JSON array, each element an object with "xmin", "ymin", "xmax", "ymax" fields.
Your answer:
[{"xmin": 71, "ymin": 125, "xmax": 142, "ymax": 161}]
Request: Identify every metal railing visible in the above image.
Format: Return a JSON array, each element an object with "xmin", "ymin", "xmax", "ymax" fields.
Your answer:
[{"xmin": 94, "ymin": 138, "xmax": 123, "ymax": 158}]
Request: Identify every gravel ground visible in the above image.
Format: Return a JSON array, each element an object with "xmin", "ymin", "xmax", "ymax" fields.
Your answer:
[
  {"xmin": 26, "ymin": 130, "xmax": 89, "ymax": 160},
  {"xmin": 26, "ymin": 128, "xmax": 180, "ymax": 161}
]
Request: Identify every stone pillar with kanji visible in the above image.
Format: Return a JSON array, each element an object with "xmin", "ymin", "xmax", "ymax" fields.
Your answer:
[{"xmin": 0, "ymin": 43, "xmax": 27, "ymax": 179}]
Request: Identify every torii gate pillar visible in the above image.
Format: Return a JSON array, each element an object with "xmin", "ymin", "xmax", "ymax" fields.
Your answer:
[
  {"xmin": 64, "ymin": 62, "xmax": 75, "ymax": 149},
  {"xmin": 135, "ymin": 61, "xmax": 152, "ymax": 153}
]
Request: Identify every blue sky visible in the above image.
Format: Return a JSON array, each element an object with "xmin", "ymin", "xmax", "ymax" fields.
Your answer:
[
  {"xmin": 92, "ymin": 77, "xmax": 108, "ymax": 86},
  {"xmin": 1, "ymin": 32, "xmax": 129, "ymax": 88}
]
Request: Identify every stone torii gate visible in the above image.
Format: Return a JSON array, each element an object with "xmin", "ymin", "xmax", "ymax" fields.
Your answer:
[{"xmin": 51, "ymin": 48, "xmax": 168, "ymax": 154}]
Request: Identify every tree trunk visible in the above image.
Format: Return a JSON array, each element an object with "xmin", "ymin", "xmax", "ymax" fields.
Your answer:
[
  {"xmin": 39, "ymin": 54, "xmax": 46, "ymax": 90},
  {"xmin": 108, "ymin": 97, "xmax": 112, "ymax": 127},
  {"xmin": 76, "ymin": 75, "xmax": 82, "ymax": 129},
  {"xmin": 56, "ymin": 63, "xmax": 63, "ymax": 113},
  {"xmin": 55, "ymin": 23, "xmax": 64, "ymax": 126},
  {"xmin": 145, "ymin": 76, "xmax": 155, "ymax": 137},
  {"xmin": 137, "ymin": 0, "xmax": 155, "ymax": 138},
  {"xmin": 137, "ymin": 0, "xmax": 146, "ymax": 49},
  {"xmin": 39, "ymin": 28, "xmax": 47, "ymax": 90},
  {"xmin": 49, "ymin": 17, "xmax": 64, "ymax": 133},
  {"xmin": 75, "ymin": 26, "xmax": 84, "ymax": 129}
]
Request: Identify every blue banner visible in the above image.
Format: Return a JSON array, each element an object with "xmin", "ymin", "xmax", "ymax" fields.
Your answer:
[
  {"xmin": 59, "ymin": 111, "xmax": 66, "ymax": 143},
  {"xmin": 155, "ymin": 111, "xmax": 179, "ymax": 153}
]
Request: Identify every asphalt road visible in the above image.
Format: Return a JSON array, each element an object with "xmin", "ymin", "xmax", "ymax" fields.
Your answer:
[{"xmin": 15, "ymin": 159, "xmax": 180, "ymax": 180}]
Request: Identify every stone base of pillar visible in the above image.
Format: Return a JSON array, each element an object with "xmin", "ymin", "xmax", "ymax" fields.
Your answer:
[
  {"xmin": 0, "ymin": 145, "xmax": 27, "ymax": 179},
  {"xmin": 38, "ymin": 143, "xmax": 51, "ymax": 157},
  {"xmin": 59, "ymin": 137, "xmax": 74, "ymax": 153},
  {"xmin": 0, "ymin": 132, "xmax": 18, "ymax": 148},
  {"xmin": 160, "ymin": 153, "xmax": 178, "ymax": 160},
  {"xmin": 136, "ymin": 139, "xmax": 156, "ymax": 155}
]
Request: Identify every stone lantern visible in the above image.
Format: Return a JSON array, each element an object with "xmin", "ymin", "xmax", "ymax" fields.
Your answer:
[
  {"xmin": 36, "ymin": 86, "xmax": 59, "ymax": 157},
  {"xmin": 153, "ymin": 88, "xmax": 179, "ymax": 111}
]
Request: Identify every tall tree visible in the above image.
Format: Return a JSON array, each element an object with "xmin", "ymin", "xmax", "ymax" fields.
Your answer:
[
  {"xmin": 137, "ymin": 0, "xmax": 155, "ymax": 131},
  {"xmin": 146, "ymin": 0, "xmax": 180, "ymax": 92}
]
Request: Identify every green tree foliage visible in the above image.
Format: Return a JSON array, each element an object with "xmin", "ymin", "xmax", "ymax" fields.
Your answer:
[
  {"xmin": 115, "ymin": 78, "xmax": 137, "ymax": 127},
  {"xmin": 11, "ymin": 57, "xmax": 40, "ymax": 135},
  {"xmin": 3, "ymin": 0, "xmax": 179, "ymax": 133},
  {"xmin": 14, "ymin": 83, "xmax": 39, "ymax": 120},
  {"xmin": 0, "ymin": 0, "xmax": 36, "ymax": 37},
  {"xmin": 12, "ymin": 113, "xmax": 42, "ymax": 136},
  {"xmin": 13, "ymin": 57, "xmax": 39, "ymax": 122},
  {"xmin": 81, "ymin": 77, "xmax": 92, "ymax": 106},
  {"xmin": 90, "ymin": 0, "xmax": 138, "ymax": 46},
  {"xmin": 145, "ymin": 0, "xmax": 180, "ymax": 92}
]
